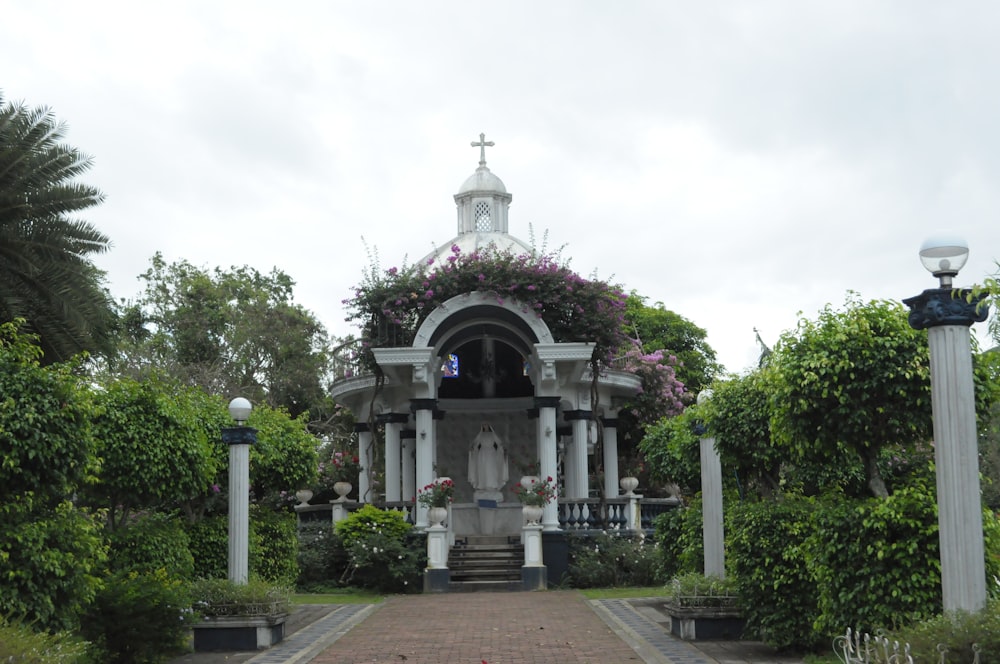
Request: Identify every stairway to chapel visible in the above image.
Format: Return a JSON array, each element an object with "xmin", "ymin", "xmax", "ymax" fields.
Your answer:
[{"xmin": 448, "ymin": 535, "xmax": 523, "ymax": 591}]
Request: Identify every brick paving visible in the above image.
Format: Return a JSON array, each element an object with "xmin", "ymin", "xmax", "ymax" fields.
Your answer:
[{"xmin": 309, "ymin": 591, "xmax": 646, "ymax": 664}]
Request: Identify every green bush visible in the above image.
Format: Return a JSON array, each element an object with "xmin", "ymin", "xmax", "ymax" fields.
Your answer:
[
  {"xmin": 80, "ymin": 568, "xmax": 196, "ymax": 664},
  {"xmin": 886, "ymin": 599, "xmax": 1000, "ymax": 663},
  {"xmin": 185, "ymin": 515, "xmax": 228, "ymax": 579},
  {"xmin": 189, "ymin": 578, "xmax": 291, "ymax": 616},
  {"xmin": 653, "ymin": 500, "xmax": 703, "ymax": 579},
  {"xmin": 729, "ymin": 497, "xmax": 822, "ymax": 651},
  {"xmin": 341, "ymin": 532, "xmax": 424, "ymax": 593},
  {"xmin": 806, "ymin": 485, "xmax": 941, "ymax": 638},
  {"xmin": 335, "ymin": 504, "xmax": 412, "ymax": 548},
  {"xmin": 0, "ymin": 617, "xmax": 90, "ymax": 663},
  {"xmin": 108, "ymin": 513, "xmax": 194, "ymax": 578},
  {"xmin": 0, "ymin": 499, "xmax": 107, "ymax": 632},
  {"xmin": 568, "ymin": 533, "xmax": 663, "ymax": 588},
  {"xmin": 297, "ymin": 522, "xmax": 350, "ymax": 589},
  {"xmin": 250, "ymin": 507, "xmax": 298, "ymax": 585}
]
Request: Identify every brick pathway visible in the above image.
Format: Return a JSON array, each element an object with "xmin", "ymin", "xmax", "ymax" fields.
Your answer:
[{"xmin": 309, "ymin": 591, "xmax": 646, "ymax": 664}]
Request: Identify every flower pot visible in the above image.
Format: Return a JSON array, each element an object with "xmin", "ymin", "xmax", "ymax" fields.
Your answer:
[
  {"xmin": 192, "ymin": 614, "xmax": 287, "ymax": 651},
  {"xmin": 294, "ymin": 489, "xmax": 313, "ymax": 506},
  {"xmin": 427, "ymin": 506, "xmax": 448, "ymax": 527},
  {"xmin": 619, "ymin": 476, "xmax": 639, "ymax": 495},
  {"xmin": 519, "ymin": 475, "xmax": 540, "ymax": 490},
  {"xmin": 522, "ymin": 504, "xmax": 544, "ymax": 525},
  {"xmin": 332, "ymin": 481, "xmax": 352, "ymax": 502}
]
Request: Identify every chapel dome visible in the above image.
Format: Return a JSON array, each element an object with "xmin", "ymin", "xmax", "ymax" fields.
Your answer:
[{"xmin": 458, "ymin": 165, "xmax": 507, "ymax": 194}]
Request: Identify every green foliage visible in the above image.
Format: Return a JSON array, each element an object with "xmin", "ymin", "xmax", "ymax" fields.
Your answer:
[
  {"xmin": 728, "ymin": 497, "xmax": 822, "ymax": 651},
  {"xmin": 639, "ymin": 407, "xmax": 702, "ymax": 494},
  {"xmin": 0, "ymin": 617, "xmax": 90, "ymax": 663},
  {"xmin": 107, "ymin": 512, "xmax": 194, "ymax": 579},
  {"xmin": 0, "ymin": 498, "xmax": 107, "ymax": 632},
  {"xmin": 0, "ymin": 94, "xmax": 116, "ymax": 363},
  {"xmin": 184, "ymin": 515, "xmax": 228, "ymax": 579},
  {"xmin": 189, "ymin": 578, "xmax": 291, "ymax": 616},
  {"xmin": 886, "ymin": 599, "xmax": 1000, "ymax": 663},
  {"xmin": 250, "ymin": 507, "xmax": 299, "ymax": 585},
  {"xmin": 335, "ymin": 504, "xmax": 412, "ymax": 548},
  {"xmin": 90, "ymin": 375, "xmax": 217, "ymax": 528},
  {"xmin": 667, "ymin": 572, "xmax": 740, "ymax": 608},
  {"xmin": 770, "ymin": 295, "xmax": 932, "ymax": 498},
  {"xmin": 116, "ymin": 253, "xmax": 332, "ymax": 418},
  {"xmin": 806, "ymin": 485, "xmax": 942, "ymax": 638},
  {"xmin": 653, "ymin": 501, "xmax": 703, "ymax": 579},
  {"xmin": 80, "ymin": 569, "xmax": 196, "ymax": 664},
  {"xmin": 0, "ymin": 321, "xmax": 96, "ymax": 502},
  {"xmin": 246, "ymin": 404, "xmax": 320, "ymax": 505},
  {"xmin": 341, "ymin": 532, "xmax": 424, "ymax": 594},
  {"xmin": 296, "ymin": 522, "xmax": 349, "ymax": 589},
  {"xmin": 567, "ymin": 533, "xmax": 663, "ymax": 588}
]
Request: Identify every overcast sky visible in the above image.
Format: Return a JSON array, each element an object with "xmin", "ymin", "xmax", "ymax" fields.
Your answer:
[{"xmin": 4, "ymin": 1, "xmax": 1000, "ymax": 375}]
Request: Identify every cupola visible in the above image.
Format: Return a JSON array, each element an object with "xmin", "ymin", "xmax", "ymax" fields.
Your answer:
[{"xmin": 454, "ymin": 132, "xmax": 513, "ymax": 235}]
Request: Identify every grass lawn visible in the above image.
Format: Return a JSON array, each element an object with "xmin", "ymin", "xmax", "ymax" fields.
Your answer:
[
  {"xmin": 576, "ymin": 586, "xmax": 668, "ymax": 600},
  {"xmin": 293, "ymin": 589, "xmax": 384, "ymax": 605}
]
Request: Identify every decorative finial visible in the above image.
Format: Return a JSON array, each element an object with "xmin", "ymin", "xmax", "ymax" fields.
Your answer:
[{"xmin": 471, "ymin": 132, "xmax": 494, "ymax": 167}]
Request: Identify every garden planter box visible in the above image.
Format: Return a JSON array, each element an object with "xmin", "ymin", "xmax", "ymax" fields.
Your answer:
[
  {"xmin": 661, "ymin": 601, "xmax": 744, "ymax": 641},
  {"xmin": 192, "ymin": 613, "xmax": 287, "ymax": 651}
]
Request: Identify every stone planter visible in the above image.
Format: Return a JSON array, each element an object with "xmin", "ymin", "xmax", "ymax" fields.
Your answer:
[
  {"xmin": 661, "ymin": 600, "xmax": 744, "ymax": 641},
  {"xmin": 192, "ymin": 613, "xmax": 287, "ymax": 651}
]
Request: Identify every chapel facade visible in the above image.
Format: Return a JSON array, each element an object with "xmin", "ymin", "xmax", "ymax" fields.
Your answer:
[{"xmin": 330, "ymin": 134, "xmax": 643, "ymax": 537}]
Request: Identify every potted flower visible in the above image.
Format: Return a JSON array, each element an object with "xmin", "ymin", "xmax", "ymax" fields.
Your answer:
[
  {"xmin": 661, "ymin": 573, "xmax": 743, "ymax": 641},
  {"xmin": 620, "ymin": 457, "xmax": 645, "ymax": 495},
  {"xmin": 417, "ymin": 477, "xmax": 455, "ymax": 526},
  {"xmin": 319, "ymin": 448, "xmax": 362, "ymax": 501},
  {"xmin": 189, "ymin": 579, "xmax": 292, "ymax": 651},
  {"xmin": 513, "ymin": 475, "xmax": 557, "ymax": 524}
]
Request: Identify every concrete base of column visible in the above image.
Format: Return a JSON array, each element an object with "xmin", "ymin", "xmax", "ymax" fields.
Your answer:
[
  {"xmin": 521, "ymin": 566, "xmax": 547, "ymax": 591},
  {"xmin": 423, "ymin": 568, "xmax": 450, "ymax": 593}
]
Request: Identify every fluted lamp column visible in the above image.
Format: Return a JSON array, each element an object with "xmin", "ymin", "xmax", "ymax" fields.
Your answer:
[
  {"xmin": 903, "ymin": 235, "xmax": 988, "ymax": 612},
  {"xmin": 222, "ymin": 397, "xmax": 256, "ymax": 585}
]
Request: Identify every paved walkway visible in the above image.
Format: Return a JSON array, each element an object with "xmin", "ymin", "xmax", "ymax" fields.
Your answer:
[{"xmin": 171, "ymin": 592, "xmax": 805, "ymax": 664}]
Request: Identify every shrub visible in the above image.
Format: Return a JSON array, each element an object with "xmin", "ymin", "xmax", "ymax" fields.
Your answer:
[
  {"xmin": 184, "ymin": 515, "xmax": 228, "ymax": 579},
  {"xmin": 0, "ymin": 617, "xmax": 90, "ymax": 663},
  {"xmin": 568, "ymin": 533, "xmax": 663, "ymax": 588},
  {"xmin": 335, "ymin": 504, "xmax": 412, "ymax": 548},
  {"xmin": 341, "ymin": 532, "xmax": 424, "ymax": 593},
  {"xmin": 667, "ymin": 572, "xmax": 740, "ymax": 609},
  {"xmin": 297, "ymin": 522, "xmax": 349, "ymax": 590},
  {"xmin": 108, "ymin": 512, "xmax": 194, "ymax": 579},
  {"xmin": 806, "ymin": 485, "xmax": 941, "ymax": 638},
  {"xmin": 885, "ymin": 599, "xmax": 1000, "ymax": 663},
  {"xmin": 250, "ymin": 507, "xmax": 298, "ymax": 585},
  {"xmin": 653, "ymin": 499, "xmax": 703, "ymax": 579},
  {"xmin": 189, "ymin": 578, "xmax": 291, "ymax": 616},
  {"xmin": 729, "ymin": 497, "xmax": 822, "ymax": 651},
  {"xmin": 80, "ymin": 568, "xmax": 196, "ymax": 664}
]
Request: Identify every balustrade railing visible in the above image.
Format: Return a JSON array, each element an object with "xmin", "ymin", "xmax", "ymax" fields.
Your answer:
[
  {"xmin": 835, "ymin": 628, "xmax": 982, "ymax": 664},
  {"xmin": 558, "ymin": 498, "xmax": 631, "ymax": 531}
]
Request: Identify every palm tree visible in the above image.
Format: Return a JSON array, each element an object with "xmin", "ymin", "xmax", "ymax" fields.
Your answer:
[{"xmin": 0, "ymin": 93, "xmax": 115, "ymax": 362}]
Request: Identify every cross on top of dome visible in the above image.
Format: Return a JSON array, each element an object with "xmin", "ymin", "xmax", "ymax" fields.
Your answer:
[{"xmin": 471, "ymin": 132, "xmax": 494, "ymax": 167}]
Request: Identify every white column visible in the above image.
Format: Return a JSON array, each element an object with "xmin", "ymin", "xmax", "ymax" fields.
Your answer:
[
  {"xmin": 382, "ymin": 415, "xmax": 405, "ymax": 503},
  {"xmin": 536, "ymin": 397, "xmax": 561, "ymax": 530},
  {"xmin": 569, "ymin": 412, "xmax": 590, "ymax": 499},
  {"xmin": 401, "ymin": 430, "xmax": 416, "ymax": 503},
  {"xmin": 227, "ymin": 435, "xmax": 252, "ymax": 584},
  {"xmin": 602, "ymin": 417, "xmax": 620, "ymax": 497},
  {"xmin": 356, "ymin": 425, "xmax": 373, "ymax": 503},
  {"xmin": 928, "ymin": 324, "xmax": 986, "ymax": 611},
  {"xmin": 412, "ymin": 401, "xmax": 436, "ymax": 529},
  {"xmin": 700, "ymin": 436, "xmax": 725, "ymax": 578}
]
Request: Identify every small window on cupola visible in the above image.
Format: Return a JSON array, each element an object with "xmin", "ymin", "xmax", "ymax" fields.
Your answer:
[{"xmin": 475, "ymin": 201, "xmax": 491, "ymax": 231}]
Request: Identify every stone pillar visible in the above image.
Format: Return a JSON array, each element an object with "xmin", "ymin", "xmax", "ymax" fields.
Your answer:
[
  {"xmin": 905, "ymin": 288, "xmax": 989, "ymax": 612},
  {"xmin": 411, "ymin": 399, "xmax": 437, "ymax": 529},
  {"xmin": 534, "ymin": 397, "xmax": 561, "ymax": 530},
  {"xmin": 355, "ymin": 423, "xmax": 373, "ymax": 503},
  {"xmin": 401, "ymin": 428, "xmax": 416, "ymax": 503},
  {"xmin": 700, "ymin": 435, "xmax": 725, "ymax": 578},
  {"xmin": 521, "ymin": 523, "xmax": 547, "ymax": 590},
  {"xmin": 602, "ymin": 416, "xmax": 620, "ymax": 497},
  {"xmin": 222, "ymin": 426, "xmax": 256, "ymax": 584},
  {"xmin": 565, "ymin": 410, "xmax": 591, "ymax": 499},
  {"xmin": 379, "ymin": 413, "xmax": 408, "ymax": 503}
]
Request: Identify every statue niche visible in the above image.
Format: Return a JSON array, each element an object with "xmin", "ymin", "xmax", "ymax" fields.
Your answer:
[{"xmin": 438, "ymin": 338, "xmax": 533, "ymax": 399}]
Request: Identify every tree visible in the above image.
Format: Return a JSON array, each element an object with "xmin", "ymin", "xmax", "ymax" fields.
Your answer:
[
  {"xmin": 624, "ymin": 292, "xmax": 720, "ymax": 395},
  {"xmin": 0, "ymin": 94, "xmax": 115, "ymax": 363},
  {"xmin": 769, "ymin": 295, "xmax": 933, "ymax": 498},
  {"xmin": 111, "ymin": 253, "xmax": 332, "ymax": 419}
]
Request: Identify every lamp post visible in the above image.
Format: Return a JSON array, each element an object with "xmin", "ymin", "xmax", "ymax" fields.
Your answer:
[
  {"xmin": 222, "ymin": 397, "xmax": 256, "ymax": 585},
  {"xmin": 903, "ymin": 235, "xmax": 988, "ymax": 612},
  {"xmin": 695, "ymin": 389, "xmax": 725, "ymax": 578}
]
